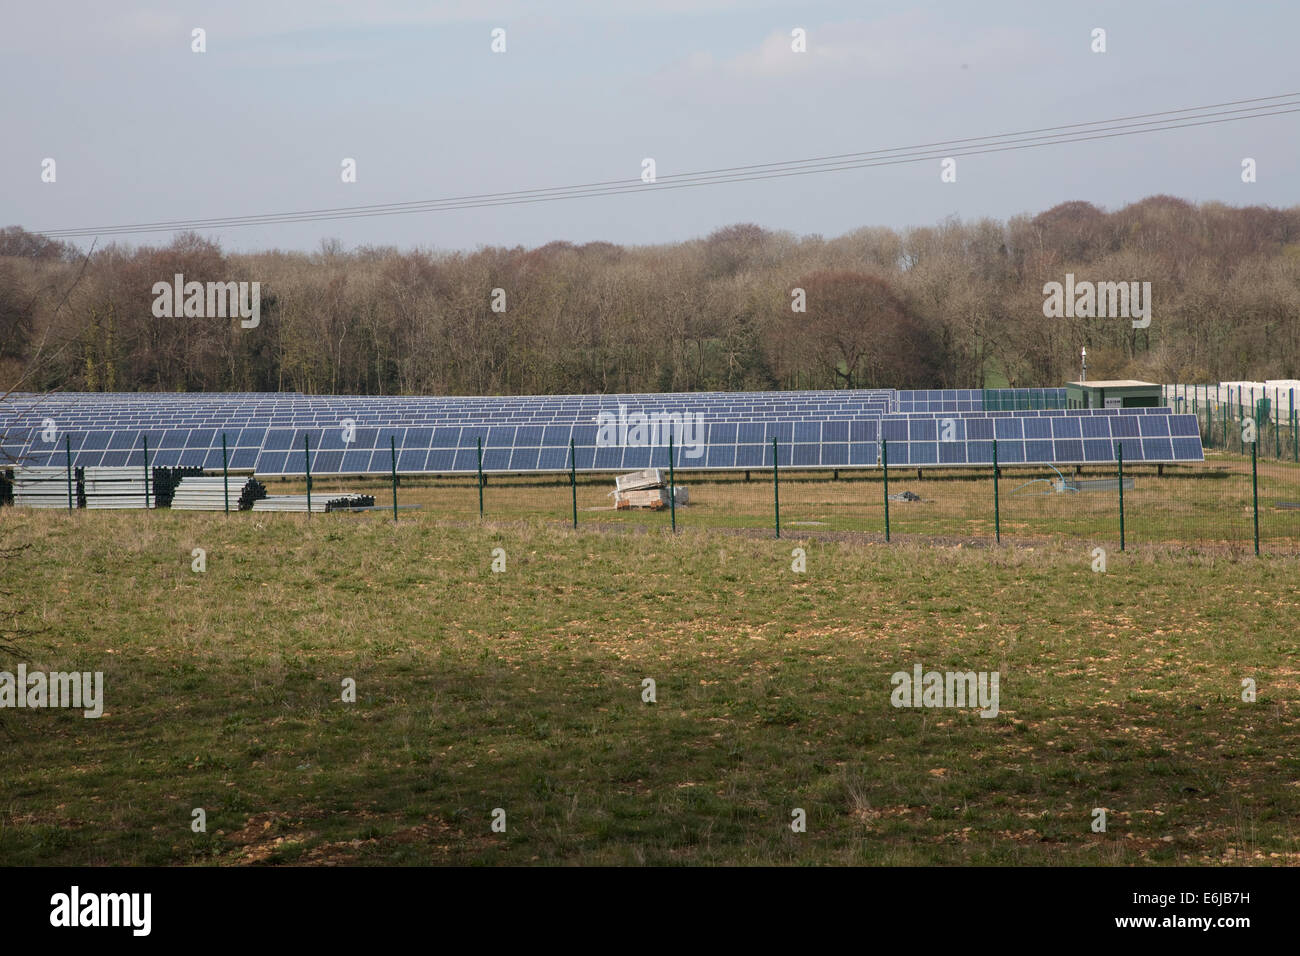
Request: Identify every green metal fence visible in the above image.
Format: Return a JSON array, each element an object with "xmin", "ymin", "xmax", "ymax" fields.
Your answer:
[
  {"xmin": 451, "ymin": 439, "xmax": 1296, "ymax": 556},
  {"xmin": 21, "ymin": 423, "xmax": 1299, "ymax": 556}
]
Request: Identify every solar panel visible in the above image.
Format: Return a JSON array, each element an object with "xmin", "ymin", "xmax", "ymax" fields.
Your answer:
[{"xmin": 1, "ymin": 392, "xmax": 1204, "ymax": 475}]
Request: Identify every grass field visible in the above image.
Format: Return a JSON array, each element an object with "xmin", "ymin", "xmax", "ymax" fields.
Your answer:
[
  {"xmin": 2, "ymin": 501, "xmax": 1298, "ymax": 866},
  {"xmin": 259, "ymin": 450, "xmax": 1300, "ymax": 552}
]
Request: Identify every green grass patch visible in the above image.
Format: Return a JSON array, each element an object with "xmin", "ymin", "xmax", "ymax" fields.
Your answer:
[{"xmin": 1, "ymin": 507, "xmax": 1297, "ymax": 865}]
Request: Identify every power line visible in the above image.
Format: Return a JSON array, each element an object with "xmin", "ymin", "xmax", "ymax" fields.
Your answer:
[{"xmin": 35, "ymin": 93, "xmax": 1299, "ymax": 239}]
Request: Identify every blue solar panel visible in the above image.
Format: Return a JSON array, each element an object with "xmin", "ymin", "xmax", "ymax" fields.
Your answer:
[
  {"xmin": 909, "ymin": 443, "xmax": 937, "ymax": 464},
  {"xmin": 1, "ymin": 392, "xmax": 1206, "ymax": 476},
  {"xmin": 265, "ymin": 429, "xmax": 293, "ymax": 451},
  {"xmin": 1139, "ymin": 416, "xmax": 1170, "ymax": 436},
  {"xmin": 1024, "ymin": 418, "xmax": 1052, "ymax": 439}
]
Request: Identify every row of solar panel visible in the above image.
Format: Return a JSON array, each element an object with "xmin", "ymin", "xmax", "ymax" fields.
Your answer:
[
  {"xmin": 4, "ymin": 404, "xmax": 1169, "ymax": 439},
  {"xmin": 895, "ymin": 388, "xmax": 1068, "ymax": 412},
  {"xmin": 4, "ymin": 410, "xmax": 894, "ymax": 426},
  {"xmin": 10, "ymin": 412, "xmax": 1198, "ymax": 457},
  {"xmin": 10, "ymin": 439, "xmax": 1204, "ymax": 474},
  {"xmin": 20, "ymin": 440, "xmax": 1197, "ymax": 473},
  {"xmin": 880, "ymin": 437, "xmax": 1200, "ymax": 466},
  {"xmin": 884, "ymin": 407, "xmax": 1174, "ymax": 420},
  {"xmin": 6, "ymin": 388, "xmax": 893, "ymax": 403},
  {"xmin": 3, "ymin": 401, "xmax": 894, "ymax": 420},
  {"xmin": 895, "ymin": 388, "xmax": 1067, "ymax": 399},
  {"xmin": 895, "ymin": 401, "xmax": 985, "ymax": 412},
  {"xmin": 2, "ymin": 395, "xmax": 894, "ymax": 412},
  {"xmin": 897, "ymin": 400, "xmax": 1070, "ymax": 413},
  {"xmin": 5, "ymin": 410, "xmax": 891, "ymax": 426},
  {"xmin": 5, "ymin": 387, "xmax": 1064, "ymax": 422},
  {"xmin": 2, "ymin": 394, "xmax": 895, "ymax": 415},
  {"xmin": 16, "ymin": 386, "xmax": 1058, "ymax": 408},
  {"xmin": 12, "ymin": 427, "xmax": 1204, "ymax": 475}
]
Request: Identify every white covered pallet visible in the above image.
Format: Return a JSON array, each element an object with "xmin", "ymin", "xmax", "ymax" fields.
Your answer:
[
  {"xmin": 614, "ymin": 487, "xmax": 669, "ymax": 510},
  {"xmin": 614, "ymin": 468, "xmax": 666, "ymax": 493}
]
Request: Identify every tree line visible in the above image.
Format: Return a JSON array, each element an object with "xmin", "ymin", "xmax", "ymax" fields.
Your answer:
[{"xmin": 2, "ymin": 195, "xmax": 1298, "ymax": 397}]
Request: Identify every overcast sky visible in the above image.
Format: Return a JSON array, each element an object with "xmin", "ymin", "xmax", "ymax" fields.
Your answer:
[{"xmin": 4, "ymin": 0, "xmax": 1297, "ymax": 253}]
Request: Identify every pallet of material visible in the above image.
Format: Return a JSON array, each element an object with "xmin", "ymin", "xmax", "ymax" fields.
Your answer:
[
  {"xmin": 13, "ymin": 466, "xmax": 75, "ymax": 508},
  {"xmin": 82, "ymin": 466, "xmax": 157, "ymax": 509},
  {"xmin": 614, "ymin": 468, "xmax": 666, "ymax": 493},
  {"xmin": 252, "ymin": 493, "xmax": 376, "ymax": 513},
  {"xmin": 170, "ymin": 475, "xmax": 267, "ymax": 511},
  {"xmin": 151, "ymin": 466, "xmax": 205, "ymax": 508},
  {"xmin": 614, "ymin": 487, "xmax": 670, "ymax": 510}
]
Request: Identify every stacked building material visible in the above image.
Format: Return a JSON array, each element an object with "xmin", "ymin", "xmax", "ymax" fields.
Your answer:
[
  {"xmin": 616, "ymin": 487, "xmax": 670, "ymax": 509},
  {"xmin": 614, "ymin": 469, "xmax": 666, "ymax": 494},
  {"xmin": 251, "ymin": 493, "xmax": 375, "ymax": 513},
  {"xmin": 151, "ymin": 466, "xmax": 205, "ymax": 508},
  {"xmin": 13, "ymin": 466, "xmax": 77, "ymax": 508},
  {"xmin": 170, "ymin": 475, "xmax": 267, "ymax": 511},
  {"xmin": 612, "ymin": 469, "xmax": 686, "ymax": 509},
  {"xmin": 81, "ymin": 466, "xmax": 157, "ymax": 509}
]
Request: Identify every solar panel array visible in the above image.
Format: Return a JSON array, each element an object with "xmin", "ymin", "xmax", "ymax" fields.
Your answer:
[
  {"xmin": 896, "ymin": 388, "xmax": 1068, "ymax": 412},
  {"xmin": 1, "ymin": 388, "xmax": 1203, "ymax": 476}
]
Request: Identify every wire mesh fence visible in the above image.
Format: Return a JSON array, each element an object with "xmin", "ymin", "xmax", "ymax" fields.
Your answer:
[
  {"xmin": 1168, "ymin": 383, "xmax": 1300, "ymax": 462},
  {"xmin": 201, "ymin": 443, "xmax": 1299, "ymax": 557},
  {"xmin": 9, "ymin": 418, "xmax": 1300, "ymax": 556}
]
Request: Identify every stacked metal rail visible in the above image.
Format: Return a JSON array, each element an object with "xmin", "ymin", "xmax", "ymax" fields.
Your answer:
[
  {"xmin": 13, "ymin": 466, "xmax": 76, "ymax": 508},
  {"xmin": 252, "ymin": 493, "xmax": 375, "ymax": 513},
  {"xmin": 82, "ymin": 466, "xmax": 156, "ymax": 509},
  {"xmin": 151, "ymin": 466, "xmax": 204, "ymax": 508},
  {"xmin": 170, "ymin": 475, "xmax": 266, "ymax": 511}
]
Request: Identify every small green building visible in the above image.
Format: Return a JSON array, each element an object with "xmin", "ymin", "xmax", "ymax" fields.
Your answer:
[{"xmin": 1065, "ymin": 380, "xmax": 1162, "ymax": 410}]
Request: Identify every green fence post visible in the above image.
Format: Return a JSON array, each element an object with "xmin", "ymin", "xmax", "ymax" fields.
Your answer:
[
  {"xmin": 1292, "ymin": 390, "xmax": 1297, "ymax": 462},
  {"xmin": 772, "ymin": 435, "xmax": 780, "ymax": 539},
  {"xmin": 1117, "ymin": 442, "xmax": 1125, "ymax": 552},
  {"xmin": 221, "ymin": 432, "xmax": 230, "ymax": 514},
  {"xmin": 569, "ymin": 438, "xmax": 577, "ymax": 529},
  {"xmin": 141, "ymin": 434, "xmax": 151, "ymax": 509},
  {"xmin": 1196, "ymin": 385, "xmax": 1206, "ymax": 444},
  {"xmin": 882, "ymin": 438, "xmax": 890, "ymax": 542},
  {"xmin": 1279, "ymin": 390, "xmax": 1289, "ymax": 463},
  {"xmin": 390, "ymin": 436, "xmax": 399, "ymax": 523},
  {"xmin": 476, "ymin": 436, "xmax": 484, "ymax": 519},
  {"xmin": 64, "ymin": 434, "xmax": 73, "ymax": 511},
  {"xmin": 1227, "ymin": 386, "xmax": 1233, "ymax": 448},
  {"xmin": 1251, "ymin": 439, "xmax": 1260, "ymax": 557},
  {"xmin": 304, "ymin": 433, "xmax": 312, "ymax": 518},
  {"xmin": 993, "ymin": 438, "xmax": 1000, "ymax": 544},
  {"xmin": 668, "ymin": 434, "xmax": 676, "ymax": 533},
  {"xmin": 1208, "ymin": 384, "xmax": 1214, "ymax": 444}
]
